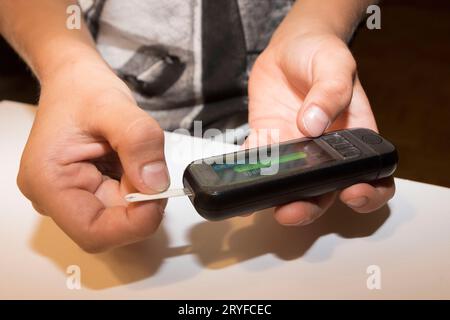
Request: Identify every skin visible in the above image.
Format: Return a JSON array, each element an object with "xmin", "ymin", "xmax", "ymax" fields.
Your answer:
[
  {"xmin": 0, "ymin": 0, "xmax": 394, "ymax": 252},
  {"xmin": 247, "ymin": 0, "xmax": 395, "ymax": 225}
]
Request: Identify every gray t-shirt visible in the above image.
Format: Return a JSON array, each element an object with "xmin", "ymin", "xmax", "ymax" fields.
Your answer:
[{"xmin": 80, "ymin": 0, "xmax": 293, "ymax": 131}]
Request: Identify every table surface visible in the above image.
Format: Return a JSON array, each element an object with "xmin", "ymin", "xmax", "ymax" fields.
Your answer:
[{"xmin": 1, "ymin": 100, "xmax": 449, "ymax": 299}]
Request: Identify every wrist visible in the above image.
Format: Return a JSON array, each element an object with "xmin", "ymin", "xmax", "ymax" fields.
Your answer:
[
  {"xmin": 37, "ymin": 43, "xmax": 111, "ymax": 86},
  {"xmin": 39, "ymin": 55, "xmax": 117, "ymax": 95},
  {"xmin": 269, "ymin": 0, "xmax": 371, "ymax": 46},
  {"xmin": 270, "ymin": 21, "xmax": 351, "ymax": 49},
  {"xmin": 38, "ymin": 53, "xmax": 134, "ymax": 113}
]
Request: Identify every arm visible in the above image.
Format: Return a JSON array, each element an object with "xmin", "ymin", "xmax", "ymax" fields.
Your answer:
[
  {"xmin": 0, "ymin": 0, "xmax": 169, "ymax": 252},
  {"xmin": 272, "ymin": 0, "xmax": 378, "ymax": 44},
  {"xmin": 0, "ymin": 0, "xmax": 103, "ymax": 82}
]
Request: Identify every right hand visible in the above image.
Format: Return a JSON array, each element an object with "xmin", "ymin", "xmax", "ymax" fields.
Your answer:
[
  {"xmin": 247, "ymin": 32, "xmax": 395, "ymax": 226},
  {"xmin": 17, "ymin": 61, "xmax": 170, "ymax": 252}
]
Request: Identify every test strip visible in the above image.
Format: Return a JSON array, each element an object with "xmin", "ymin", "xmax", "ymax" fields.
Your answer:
[{"xmin": 125, "ymin": 188, "xmax": 192, "ymax": 203}]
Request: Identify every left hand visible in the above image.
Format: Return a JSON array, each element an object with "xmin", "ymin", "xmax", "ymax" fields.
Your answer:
[{"xmin": 246, "ymin": 32, "xmax": 395, "ymax": 226}]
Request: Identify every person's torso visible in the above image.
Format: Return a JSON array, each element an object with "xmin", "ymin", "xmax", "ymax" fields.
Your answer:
[{"xmin": 80, "ymin": 0, "xmax": 293, "ymax": 131}]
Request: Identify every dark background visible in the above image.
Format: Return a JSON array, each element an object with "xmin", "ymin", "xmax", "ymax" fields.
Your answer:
[{"xmin": 1, "ymin": 1, "xmax": 449, "ymax": 187}]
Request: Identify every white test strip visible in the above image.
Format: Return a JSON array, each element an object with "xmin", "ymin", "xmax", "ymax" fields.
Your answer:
[{"xmin": 125, "ymin": 188, "xmax": 192, "ymax": 203}]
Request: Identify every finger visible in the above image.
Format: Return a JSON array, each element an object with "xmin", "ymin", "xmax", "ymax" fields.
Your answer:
[
  {"xmin": 273, "ymin": 192, "xmax": 337, "ymax": 226},
  {"xmin": 297, "ymin": 46, "xmax": 357, "ymax": 137},
  {"xmin": 118, "ymin": 172, "xmax": 168, "ymax": 210},
  {"xmin": 50, "ymin": 187, "xmax": 163, "ymax": 252},
  {"xmin": 330, "ymin": 76, "xmax": 378, "ymax": 132},
  {"xmin": 41, "ymin": 160, "xmax": 165, "ymax": 252},
  {"xmin": 89, "ymin": 97, "xmax": 169, "ymax": 194},
  {"xmin": 339, "ymin": 177, "xmax": 395, "ymax": 213},
  {"xmin": 242, "ymin": 126, "xmax": 286, "ymax": 150}
]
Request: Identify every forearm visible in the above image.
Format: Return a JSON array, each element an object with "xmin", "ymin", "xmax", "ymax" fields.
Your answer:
[
  {"xmin": 0, "ymin": 0, "xmax": 108, "ymax": 83},
  {"xmin": 272, "ymin": 0, "xmax": 378, "ymax": 44}
]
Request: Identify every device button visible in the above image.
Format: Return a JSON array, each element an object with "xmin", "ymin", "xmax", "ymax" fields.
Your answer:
[
  {"xmin": 333, "ymin": 141, "xmax": 353, "ymax": 150},
  {"xmin": 323, "ymin": 134, "xmax": 345, "ymax": 144},
  {"xmin": 362, "ymin": 134, "xmax": 383, "ymax": 145},
  {"xmin": 339, "ymin": 147, "xmax": 361, "ymax": 158}
]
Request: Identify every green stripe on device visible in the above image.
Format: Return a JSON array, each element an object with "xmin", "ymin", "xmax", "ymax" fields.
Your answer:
[{"xmin": 233, "ymin": 151, "xmax": 307, "ymax": 173}]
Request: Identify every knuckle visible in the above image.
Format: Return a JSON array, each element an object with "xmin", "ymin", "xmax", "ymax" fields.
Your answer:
[
  {"xmin": 78, "ymin": 241, "xmax": 108, "ymax": 254},
  {"xmin": 132, "ymin": 217, "xmax": 162, "ymax": 240},
  {"xmin": 130, "ymin": 208, "xmax": 163, "ymax": 239},
  {"xmin": 16, "ymin": 168, "xmax": 30, "ymax": 199},
  {"xmin": 336, "ymin": 50, "xmax": 357, "ymax": 73},
  {"xmin": 323, "ymin": 79, "xmax": 352, "ymax": 98},
  {"xmin": 31, "ymin": 202, "xmax": 47, "ymax": 216},
  {"xmin": 17, "ymin": 157, "xmax": 36, "ymax": 201},
  {"xmin": 331, "ymin": 41, "xmax": 357, "ymax": 72},
  {"xmin": 77, "ymin": 228, "xmax": 109, "ymax": 253},
  {"xmin": 348, "ymin": 57, "xmax": 357, "ymax": 73},
  {"xmin": 67, "ymin": 162, "xmax": 103, "ymax": 192},
  {"xmin": 17, "ymin": 143, "xmax": 58, "ymax": 211},
  {"xmin": 77, "ymin": 218, "xmax": 110, "ymax": 254},
  {"xmin": 133, "ymin": 221, "xmax": 160, "ymax": 240},
  {"xmin": 126, "ymin": 117, "xmax": 164, "ymax": 141},
  {"xmin": 118, "ymin": 117, "xmax": 164, "ymax": 154}
]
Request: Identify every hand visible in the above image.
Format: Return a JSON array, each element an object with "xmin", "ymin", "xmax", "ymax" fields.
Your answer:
[
  {"xmin": 17, "ymin": 61, "xmax": 170, "ymax": 252},
  {"xmin": 247, "ymin": 33, "xmax": 395, "ymax": 226}
]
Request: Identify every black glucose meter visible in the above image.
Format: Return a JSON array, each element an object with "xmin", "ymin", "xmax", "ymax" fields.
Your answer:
[{"xmin": 182, "ymin": 128, "xmax": 398, "ymax": 220}]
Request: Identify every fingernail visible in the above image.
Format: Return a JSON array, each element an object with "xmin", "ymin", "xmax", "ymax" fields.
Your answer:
[
  {"xmin": 286, "ymin": 214, "xmax": 317, "ymax": 227},
  {"xmin": 299, "ymin": 218, "xmax": 316, "ymax": 226},
  {"xmin": 285, "ymin": 218, "xmax": 313, "ymax": 227},
  {"xmin": 298, "ymin": 212, "xmax": 322, "ymax": 226},
  {"xmin": 141, "ymin": 161, "xmax": 170, "ymax": 192},
  {"xmin": 303, "ymin": 105, "xmax": 330, "ymax": 137},
  {"xmin": 346, "ymin": 197, "xmax": 369, "ymax": 208}
]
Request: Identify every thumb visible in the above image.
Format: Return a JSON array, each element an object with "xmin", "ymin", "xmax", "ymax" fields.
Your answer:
[
  {"xmin": 91, "ymin": 99, "xmax": 169, "ymax": 194},
  {"xmin": 297, "ymin": 47, "xmax": 356, "ymax": 137}
]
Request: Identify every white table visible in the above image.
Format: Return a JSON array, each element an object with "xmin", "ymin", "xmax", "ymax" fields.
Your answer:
[{"xmin": 1, "ymin": 100, "xmax": 449, "ymax": 299}]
